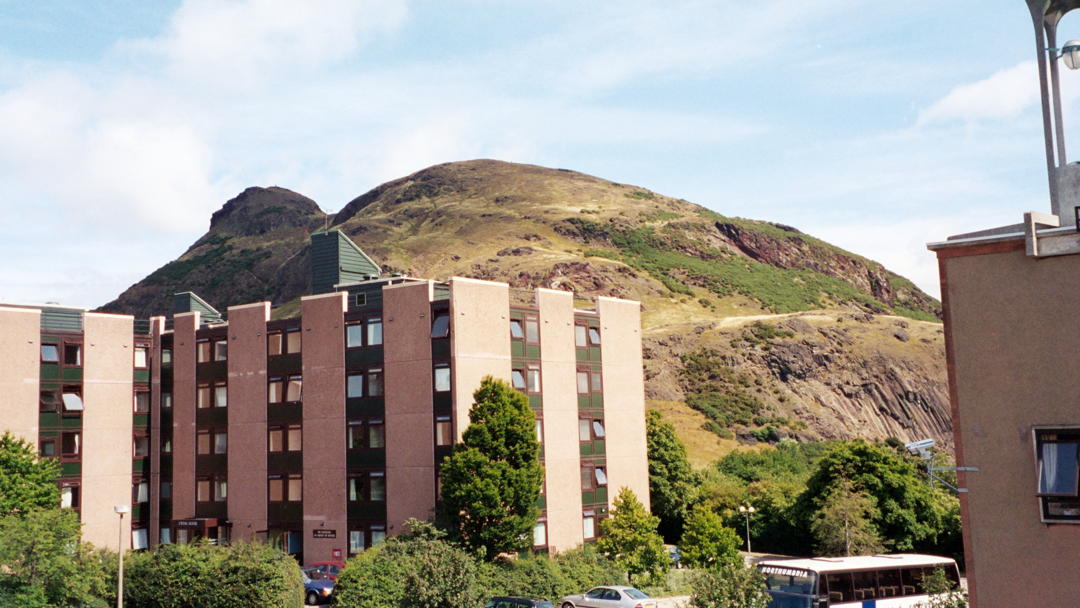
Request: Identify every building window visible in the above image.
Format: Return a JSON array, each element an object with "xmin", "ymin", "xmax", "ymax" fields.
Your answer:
[
  {"xmin": 268, "ymin": 475, "xmax": 302, "ymax": 502},
  {"xmin": 285, "ymin": 376, "xmax": 302, "ymax": 402},
  {"xmin": 511, "ymin": 369, "xmax": 526, "ymax": 391},
  {"xmin": 349, "ymin": 530, "xmax": 365, "ymax": 555},
  {"xmin": 40, "ymin": 438, "xmax": 56, "ymax": 458},
  {"xmin": 1036, "ymin": 428, "xmax": 1080, "ymax": 521},
  {"xmin": 133, "ymin": 528, "xmax": 149, "ymax": 550},
  {"xmin": 526, "ymin": 364, "xmax": 541, "ymax": 393},
  {"xmin": 40, "ymin": 389, "xmax": 60, "ymax": 412},
  {"xmin": 347, "ymin": 318, "xmax": 383, "ymax": 348},
  {"xmin": 215, "ymin": 479, "xmax": 228, "ymax": 502},
  {"xmin": 197, "ymin": 385, "xmax": 211, "ymax": 409},
  {"xmin": 434, "ymin": 364, "xmax": 451, "ymax": 392},
  {"xmin": 162, "ymin": 392, "xmax": 173, "ymax": 409},
  {"xmin": 591, "ymin": 371, "xmax": 602, "ymax": 392},
  {"xmin": 63, "ymin": 343, "xmax": 82, "ymax": 367},
  {"xmin": 510, "ymin": 319, "xmax": 524, "ymax": 340},
  {"xmin": 61, "ymin": 388, "xmax": 83, "ymax": 412},
  {"xmin": 161, "ymin": 348, "xmax": 172, "ymax": 365},
  {"xmin": 61, "ymin": 484, "xmax": 80, "ymax": 509},
  {"xmin": 268, "ymin": 425, "xmax": 301, "ymax": 452},
  {"xmin": 354, "ymin": 293, "xmax": 367, "ymax": 307},
  {"xmin": 577, "ymin": 371, "xmax": 590, "ymax": 394},
  {"xmin": 583, "ymin": 511, "xmax": 596, "ymax": 540},
  {"xmin": 214, "ymin": 430, "xmax": 228, "ymax": 454},
  {"xmin": 134, "ymin": 391, "xmax": 150, "ymax": 413},
  {"xmin": 268, "ymin": 378, "xmax": 283, "ymax": 403},
  {"xmin": 533, "ymin": 520, "xmax": 547, "ymax": 547},
  {"xmin": 133, "ymin": 435, "xmax": 150, "ymax": 458},
  {"xmin": 214, "ymin": 383, "xmax": 227, "ymax": 408},
  {"xmin": 197, "ymin": 478, "xmax": 211, "ymax": 502},
  {"xmin": 61, "ymin": 431, "xmax": 80, "ymax": 460},
  {"xmin": 160, "ymin": 527, "xmax": 172, "ymax": 545},
  {"xmin": 347, "ymin": 419, "xmax": 384, "ymax": 450},
  {"xmin": 196, "ymin": 429, "xmax": 227, "ymax": 455},
  {"xmin": 370, "ymin": 472, "xmax": 386, "ymax": 501},
  {"xmin": 595, "ymin": 467, "xmax": 608, "ymax": 487},
  {"xmin": 588, "ymin": 327, "xmax": 601, "ymax": 345},
  {"xmin": 581, "ymin": 466, "xmax": 595, "ymax": 491},
  {"xmin": 347, "ymin": 370, "xmax": 382, "ymax": 398},
  {"xmin": 268, "ymin": 332, "xmax": 283, "ymax": 356},
  {"xmin": 162, "ymin": 434, "xmax": 172, "ymax": 454},
  {"xmin": 196, "ymin": 340, "xmax": 210, "ymax": 363},
  {"xmin": 285, "ymin": 329, "xmax": 301, "ymax": 354},
  {"xmin": 134, "ymin": 346, "xmax": 149, "ymax": 368},
  {"xmin": 580, "ymin": 418, "xmax": 605, "ymax": 442},
  {"xmin": 525, "ymin": 316, "xmax": 540, "ymax": 344},
  {"xmin": 134, "ymin": 480, "xmax": 149, "ymax": 503},
  {"xmin": 535, "ymin": 419, "xmax": 543, "ymax": 443},
  {"xmin": 348, "ymin": 476, "xmax": 364, "ymax": 502},
  {"xmin": 371, "ymin": 525, "xmax": 386, "ymax": 546},
  {"xmin": 213, "ymin": 339, "xmax": 227, "ymax": 361},
  {"xmin": 431, "ymin": 312, "xmax": 450, "ymax": 339},
  {"xmin": 435, "ymin": 417, "xmax": 452, "ymax": 446},
  {"xmin": 161, "ymin": 481, "xmax": 172, "ymax": 499},
  {"xmin": 575, "ymin": 324, "xmax": 588, "ymax": 348},
  {"xmin": 41, "ymin": 344, "xmax": 59, "ymax": 363}
]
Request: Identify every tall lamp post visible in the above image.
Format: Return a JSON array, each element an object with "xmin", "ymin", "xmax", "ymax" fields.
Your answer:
[
  {"xmin": 114, "ymin": 505, "xmax": 130, "ymax": 608},
  {"xmin": 738, "ymin": 504, "xmax": 756, "ymax": 554}
]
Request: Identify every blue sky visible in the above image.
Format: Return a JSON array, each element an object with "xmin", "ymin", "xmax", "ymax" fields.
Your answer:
[{"xmin": 0, "ymin": 1, "xmax": 1070, "ymax": 308}]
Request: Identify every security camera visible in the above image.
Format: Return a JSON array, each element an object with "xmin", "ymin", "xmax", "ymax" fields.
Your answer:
[{"xmin": 905, "ymin": 438, "xmax": 935, "ymax": 458}]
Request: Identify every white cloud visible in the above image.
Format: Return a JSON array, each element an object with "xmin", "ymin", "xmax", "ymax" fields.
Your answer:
[
  {"xmin": 917, "ymin": 61, "xmax": 1039, "ymax": 126},
  {"xmin": 132, "ymin": 0, "xmax": 407, "ymax": 88}
]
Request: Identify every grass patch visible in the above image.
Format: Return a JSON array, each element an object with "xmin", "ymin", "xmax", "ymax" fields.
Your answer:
[
  {"xmin": 679, "ymin": 348, "xmax": 793, "ymax": 439},
  {"xmin": 625, "ymin": 190, "xmax": 655, "ymax": 200}
]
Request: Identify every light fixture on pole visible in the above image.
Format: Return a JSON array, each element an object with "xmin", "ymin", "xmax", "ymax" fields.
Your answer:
[
  {"xmin": 738, "ymin": 504, "xmax": 756, "ymax": 554},
  {"xmin": 114, "ymin": 505, "xmax": 130, "ymax": 608}
]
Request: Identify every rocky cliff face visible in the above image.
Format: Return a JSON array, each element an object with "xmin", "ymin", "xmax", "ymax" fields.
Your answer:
[{"xmin": 98, "ymin": 159, "xmax": 950, "ymax": 462}]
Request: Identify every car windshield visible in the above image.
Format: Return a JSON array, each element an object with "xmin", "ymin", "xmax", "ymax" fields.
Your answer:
[
  {"xmin": 624, "ymin": 588, "xmax": 649, "ymax": 599},
  {"xmin": 301, "ymin": 572, "xmax": 312, "ymax": 584}
]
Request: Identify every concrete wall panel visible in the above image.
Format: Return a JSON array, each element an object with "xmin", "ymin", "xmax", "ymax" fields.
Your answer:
[
  {"xmin": 301, "ymin": 293, "xmax": 349, "ymax": 562},
  {"xmin": 449, "ymin": 277, "xmax": 511, "ymax": 437},
  {"xmin": 227, "ymin": 303, "xmax": 271, "ymax": 545},
  {"xmin": 0, "ymin": 306, "xmax": 41, "ymax": 443},
  {"xmin": 81, "ymin": 313, "xmax": 134, "ymax": 551},
  {"xmin": 537, "ymin": 289, "xmax": 584, "ymax": 552},
  {"xmin": 384, "ymin": 281, "xmax": 436, "ymax": 532},
  {"xmin": 171, "ymin": 312, "xmax": 199, "ymax": 522},
  {"xmin": 598, "ymin": 297, "xmax": 649, "ymax": 511}
]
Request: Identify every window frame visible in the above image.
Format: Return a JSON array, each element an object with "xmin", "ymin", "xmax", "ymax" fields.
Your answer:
[
  {"xmin": 134, "ymin": 345, "xmax": 150, "ymax": 368},
  {"xmin": 1034, "ymin": 427, "xmax": 1080, "ymax": 522}
]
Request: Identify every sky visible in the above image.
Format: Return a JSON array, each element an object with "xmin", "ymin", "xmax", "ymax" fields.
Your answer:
[{"xmin": 0, "ymin": 0, "xmax": 1074, "ymax": 308}]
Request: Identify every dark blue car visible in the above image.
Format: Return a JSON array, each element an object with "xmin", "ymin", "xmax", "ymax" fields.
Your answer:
[{"xmin": 302, "ymin": 569, "xmax": 334, "ymax": 605}]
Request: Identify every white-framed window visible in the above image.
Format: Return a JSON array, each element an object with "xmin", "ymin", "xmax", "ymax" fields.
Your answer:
[
  {"xmin": 132, "ymin": 528, "xmax": 149, "ymax": 550},
  {"xmin": 583, "ymin": 511, "xmax": 596, "ymax": 539},
  {"xmin": 434, "ymin": 364, "xmax": 451, "ymax": 392},
  {"xmin": 533, "ymin": 521, "xmax": 547, "ymax": 547}
]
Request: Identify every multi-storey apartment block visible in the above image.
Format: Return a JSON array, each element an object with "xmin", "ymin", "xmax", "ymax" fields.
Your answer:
[{"xmin": 0, "ymin": 230, "xmax": 649, "ymax": 561}]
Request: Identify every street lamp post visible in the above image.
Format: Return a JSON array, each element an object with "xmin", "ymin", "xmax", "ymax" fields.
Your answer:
[
  {"xmin": 738, "ymin": 504, "xmax": 756, "ymax": 554},
  {"xmin": 114, "ymin": 505, "xmax": 130, "ymax": 608}
]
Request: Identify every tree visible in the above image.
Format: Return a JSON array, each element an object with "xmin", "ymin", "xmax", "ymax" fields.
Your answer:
[
  {"xmin": 333, "ymin": 520, "xmax": 483, "ymax": 608},
  {"xmin": 809, "ymin": 478, "xmax": 883, "ymax": 556},
  {"xmin": 437, "ymin": 377, "xmax": 544, "ymax": 559},
  {"xmin": 0, "ymin": 431, "xmax": 60, "ymax": 516},
  {"xmin": 597, "ymin": 487, "xmax": 668, "ymax": 586},
  {"xmin": 0, "ymin": 508, "xmax": 116, "ymax": 607},
  {"xmin": 688, "ymin": 562, "xmax": 770, "ymax": 608},
  {"xmin": 679, "ymin": 505, "xmax": 741, "ymax": 568},
  {"xmin": 794, "ymin": 440, "xmax": 945, "ymax": 553},
  {"xmin": 923, "ymin": 567, "xmax": 968, "ymax": 608},
  {"xmin": 646, "ymin": 410, "xmax": 698, "ymax": 541}
]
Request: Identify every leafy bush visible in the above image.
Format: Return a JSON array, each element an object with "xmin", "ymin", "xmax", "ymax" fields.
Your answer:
[
  {"xmin": 679, "ymin": 506, "xmax": 741, "ymax": 568},
  {"xmin": 0, "ymin": 508, "xmax": 115, "ymax": 608},
  {"xmin": 688, "ymin": 562, "xmax": 770, "ymax": 608},
  {"xmin": 124, "ymin": 541, "xmax": 301, "ymax": 608},
  {"xmin": 333, "ymin": 527, "xmax": 482, "ymax": 608},
  {"xmin": 598, "ymin": 488, "xmax": 668, "ymax": 587}
]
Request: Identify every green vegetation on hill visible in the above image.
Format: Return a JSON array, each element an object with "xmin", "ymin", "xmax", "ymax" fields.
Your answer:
[{"xmin": 679, "ymin": 347, "xmax": 795, "ymax": 438}]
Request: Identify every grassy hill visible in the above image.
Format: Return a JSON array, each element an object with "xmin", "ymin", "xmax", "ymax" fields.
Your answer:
[{"xmin": 100, "ymin": 159, "xmax": 948, "ymax": 463}]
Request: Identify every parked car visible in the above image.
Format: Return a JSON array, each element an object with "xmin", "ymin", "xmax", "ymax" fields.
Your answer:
[
  {"xmin": 485, "ymin": 597, "xmax": 556, "ymax": 608},
  {"xmin": 303, "ymin": 560, "xmax": 345, "ymax": 581},
  {"xmin": 301, "ymin": 570, "xmax": 334, "ymax": 605},
  {"xmin": 558, "ymin": 586, "xmax": 657, "ymax": 608}
]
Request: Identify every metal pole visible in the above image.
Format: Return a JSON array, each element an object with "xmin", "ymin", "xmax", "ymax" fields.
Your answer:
[
  {"xmin": 117, "ymin": 512, "xmax": 124, "ymax": 608},
  {"xmin": 744, "ymin": 511, "xmax": 752, "ymax": 554}
]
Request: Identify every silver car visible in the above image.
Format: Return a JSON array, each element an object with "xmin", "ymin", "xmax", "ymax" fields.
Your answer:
[{"xmin": 557, "ymin": 586, "xmax": 657, "ymax": 608}]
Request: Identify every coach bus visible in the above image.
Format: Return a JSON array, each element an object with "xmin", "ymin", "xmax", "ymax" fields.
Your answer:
[{"xmin": 756, "ymin": 554, "xmax": 960, "ymax": 608}]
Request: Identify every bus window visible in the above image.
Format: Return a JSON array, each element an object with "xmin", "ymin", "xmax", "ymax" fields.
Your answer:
[
  {"xmin": 877, "ymin": 568, "xmax": 901, "ymax": 598},
  {"xmin": 900, "ymin": 567, "xmax": 925, "ymax": 595},
  {"xmin": 824, "ymin": 573, "xmax": 854, "ymax": 603},
  {"xmin": 851, "ymin": 570, "xmax": 878, "ymax": 601}
]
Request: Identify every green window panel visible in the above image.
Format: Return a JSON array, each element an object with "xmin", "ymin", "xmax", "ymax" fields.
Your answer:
[
  {"xmin": 131, "ymin": 505, "xmax": 144, "ymax": 519},
  {"xmin": 576, "ymin": 349, "xmax": 588, "ymax": 362},
  {"xmin": 40, "ymin": 364, "xmax": 59, "ymax": 380},
  {"xmin": 133, "ymin": 414, "xmax": 149, "ymax": 427},
  {"xmin": 536, "ymin": 495, "xmax": 546, "ymax": 510},
  {"xmin": 594, "ymin": 487, "xmax": 608, "ymax": 504},
  {"xmin": 589, "ymin": 346, "xmax": 601, "ymax": 361},
  {"xmin": 511, "ymin": 341, "xmax": 525, "ymax": 357},
  {"xmin": 61, "ymin": 416, "xmax": 82, "ymax": 429},
  {"xmin": 593, "ymin": 440, "xmax": 606, "ymax": 456},
  {"xmin": 60, "ymin": 462, "xmax": 81, "ymax": 476},
  {"xmin": 61, "ymin": 368, "xmax": 82, "ymax": 381},
  {"xmin": 39, "ymin": 412, "xmax": 59, "ymax": 428},
  {"xmin": 526, "ymin": 345, "xmax": 541, "ymax": 358},
  {"xmin": 529, "ymin": 395, "xmax": 542, "ymax": 409},
  {"xmin": 582, "ymin": 490, "xmax": 596, "ymax": 505},
  {"xmin": 134, "ymin": 369, "xmax": 150, "ymax": 383},
  {"xmin": 132, "ymin": 459, "xmax": 147, "ymax": 473},
  {"xmin": 577, "ymin": 395, "xmax": 589, "ymax": 409},
  {"xmin": 580, "ymin": 442, "xmax": 594, "ymax": 457}
]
